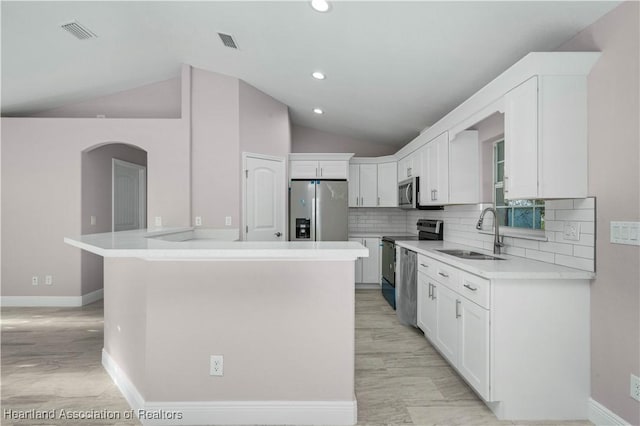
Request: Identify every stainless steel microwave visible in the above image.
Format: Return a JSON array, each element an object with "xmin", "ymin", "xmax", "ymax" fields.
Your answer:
[{"xmin": 398, "ymin": 177, "xmax": 419, "ymax": 209}]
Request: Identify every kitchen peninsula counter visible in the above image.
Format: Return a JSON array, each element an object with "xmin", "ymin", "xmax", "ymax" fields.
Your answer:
[
  {"xmin": 65, "ymin": 228, "xmax": 368, "ymax": 260},
  {"xmin": 64, "ymin": 229, "xmax": 366, "ymax": 426}
]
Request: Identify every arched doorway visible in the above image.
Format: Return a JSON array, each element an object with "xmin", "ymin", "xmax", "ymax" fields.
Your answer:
[{"xmin": 81, "ymin": 143, "xmax": 147, "ymax": 299}]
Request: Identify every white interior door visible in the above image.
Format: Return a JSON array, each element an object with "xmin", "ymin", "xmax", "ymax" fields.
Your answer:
[
  {"xmin": 112, "ymin": 159, "xmax": 146, "ymax": 231},
  {"xmin": 244, "ymin": 154, "xmax": 285, "ymax": 241}
]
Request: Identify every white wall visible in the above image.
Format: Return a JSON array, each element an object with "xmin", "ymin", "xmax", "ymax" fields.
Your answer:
[
  {"xmin": 32, "ymin": 78, "xmax": 181, "ymax": 119},
  {"xmin": 1, "ymin": 118, "xmax": 190, "ymax": 298},
  {"xmin": 292, "ymin": 124, "xmax": 397, "ymax": 157},
  {"xmin": 190, "ymin": 67, "xmax": 240, "ymax": 229},
  {"xmin": 239, "ymin": 81, "xmax": 291, "ymax": 159},
  {"xmin": 556, "ymin": 2, "xmax": 640, "ymax": 423}
]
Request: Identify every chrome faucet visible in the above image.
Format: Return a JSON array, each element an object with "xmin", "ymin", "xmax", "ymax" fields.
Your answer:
[{"xmin": 476, "ymin": 207, "xmax": 504, "ymax": 255}]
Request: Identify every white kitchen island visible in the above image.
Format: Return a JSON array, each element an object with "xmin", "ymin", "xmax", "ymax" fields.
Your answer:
[{"xmin": 64, "ymin": 229, "xmax": 368, "ymax": 426}]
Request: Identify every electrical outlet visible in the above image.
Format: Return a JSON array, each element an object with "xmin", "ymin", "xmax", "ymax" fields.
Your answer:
[
  {"xmin": 31, "ymin": 276, "xmax": 38, "ymax": 286},
  {"xmin": 45, "ymin": 275, "xmax": 53, "ymax": 285},
  {"xmin": 154, "ymin": 216, "xmax": 162, "ymax": 227},
  {"xmin": 563, "ymin": 222, "xmax": 581, "ymax": 241},
  {"xmin": 225, "ymin": 216, "xmax": 232, "ymax": 226},
  {"xmin": 210, "ymin": 355, "xmax": 223, "ymax": 376},
  {"xmin": 631, "ymin": 374, "xmax": 640, "ymax": 402},
  {"xmin": 195, "ymin": 216, "xmax": 202, "ymax": 227}
]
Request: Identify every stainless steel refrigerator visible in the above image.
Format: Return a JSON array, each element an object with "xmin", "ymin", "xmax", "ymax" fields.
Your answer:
[{"xmin": 289, "ymin": 180, "xmax": 348, "ymax": 241}]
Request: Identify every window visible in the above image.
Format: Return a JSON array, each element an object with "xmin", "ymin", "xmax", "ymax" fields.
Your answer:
[{"xmin": 494, "ymin": 140, "xmax": 544, "ymax": 230}]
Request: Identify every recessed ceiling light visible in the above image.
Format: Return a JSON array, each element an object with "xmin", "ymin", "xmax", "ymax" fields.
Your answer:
[
  {"xmin": 313, "ymin": 108, "xmax": 324, "ymax": 115},
  {"xmin": 312, "ymin": 71, "xmax": 326, "ymax": 80},
  {"xmin": 311, "ymin": 0, "xmax": 330, "ymax": 13}
]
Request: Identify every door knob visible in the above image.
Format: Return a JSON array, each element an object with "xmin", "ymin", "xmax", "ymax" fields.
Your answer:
[{"xmin": 274, "ymin": 232, "xmax": 282, "ymax": 237}]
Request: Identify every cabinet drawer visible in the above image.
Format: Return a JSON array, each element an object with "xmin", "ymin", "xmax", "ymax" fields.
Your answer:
[
  {"xmin": 433, "ymin": 262, "xmax": 459, "ymax": 290},
  {"xmin": 459, "ymin": 271, "xmax": 490, "ymax": 309},
  {"xmin": 417, "ymin": 254, "xmax": 436, "ymax": 277}
]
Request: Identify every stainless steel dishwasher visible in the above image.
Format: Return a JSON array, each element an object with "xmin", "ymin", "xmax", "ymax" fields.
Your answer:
[{"xmin": 396, "ymin": 247, "xmax": 417, "ymax": 327}]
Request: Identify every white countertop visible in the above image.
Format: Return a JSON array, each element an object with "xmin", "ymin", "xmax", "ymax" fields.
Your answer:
[
  {"xmin": 349, "ymin": 233, "xmax": 416, "ymax": 238},
  {"xmin": 396, "ymin": 240, "xmax": 594, "ymax": 280},
  {"xmin": 64, "ymin": 228, "xmax": 369, "ymax": 261}
]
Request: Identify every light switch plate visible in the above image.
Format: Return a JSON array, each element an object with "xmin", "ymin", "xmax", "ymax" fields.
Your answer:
[
  {"xmin": 225, "ymin": 216, "xmax": 232, "ymax": 226},
  {"xmin": 154, "ymin": 216, "xmax": 162, "ymax": 227},
  {"xmin": 611, "ymin": 221, "xmax": 640, "ymax": 246}
]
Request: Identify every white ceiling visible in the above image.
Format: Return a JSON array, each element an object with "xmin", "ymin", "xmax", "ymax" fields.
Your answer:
[{"xmin": 1, "ymin": 1, "xmax": 619, "ymax": 148}]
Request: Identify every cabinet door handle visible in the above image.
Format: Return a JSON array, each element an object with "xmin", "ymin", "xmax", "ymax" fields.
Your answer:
[
  {"xmin": 420, "ymin": 263, "xmax": 429, "ymax": 268},
  {"xmin": 361, "ymin": 196, "xmax": 364, "ymax": 205},
  {"xmin": 432, "ymin": 284, "xmax": 436, "ymax": 300},
  {"xmin": 438, "ymin": 271, "xmax": 449, "ymax": 278},
  {"xmin": 408, "ymin": 167, "xmax": 412, "ymax": 177},
  {"xmin": 320, "ymin": 167, "xmax": 323, "ymax": 177},
  {"xmin": 504, "ymin": 176, "xmax": 509, "ymax": 193},
  {"xmin": 456, "ymin": 299, "xmax": 461, "ymax": 318},
  {"xmin": 433, "ymin": 189, "xmax": 438, "ymax": 200},
  {"xmin": 356, "ymin": 196, "xmax": 359, "ymax": 206},
  {"xmin": 463, "ymin": 283, "xmax": 477, "ymax": 292},
  {"xmin": 428, "ymin": 283, "xmax": 433, "ymax": 299},
  {"xmin": 316, "ymin": 167, "xmax": 319, "ymax": 177},
  {"xmin": 377, "ymin": 196, "xmax": 380, "ymax": 206}
]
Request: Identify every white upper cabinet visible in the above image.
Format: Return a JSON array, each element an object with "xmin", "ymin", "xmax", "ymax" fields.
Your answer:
[
  {"xmin": 398, "ymin": 149, "xmax": 423, "ymax": 182},
  {"xmin": 289, "ymin": 154, "xmax": 353, "ymax": 180},
  {"xmin": 349, "ymin": 164, "xmax": 378, "ymax": 207},
  {"xmin": 504, "ymin": 74, "xmax": 589, "ymax": 199},
  {"xmin": 420, "ymin": 132, "xmax": 449, "ymax": 206},
  {"xmin": 348, "ymin": 164, "xmax": 360, "ymax": 207},
  {"xmin": 377, "ymin": 162, "xmax": 398, "ymax": 207},
  {"xmin": 289, "ymin": 160, "xmax": 319, "ymax": 179},
  {"xmin": 449, "ymin": 130, "xmax": 481, "ymax": 204},
  {"xmin": 318, "ymin": 160, "xmax": 349, "ymax": 179},
  {"xmin": 350, "ymin": 158, "xmax": 397, "ymax": 208}
]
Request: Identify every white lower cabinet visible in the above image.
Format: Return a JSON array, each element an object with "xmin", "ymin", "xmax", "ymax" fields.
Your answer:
[
  {"xmin": 417, "ymin": 254, "xmax": 491, "ymax": 401},
  {"xmin": 416, "ymin": 252, "xmax": 591, "ymax": 420},
  {"xmin": 434, "ymin": 283, "xmax": 459, "ymax": 365},
  {"xmin": 457, "ymin": 296, "xmax": 490, "ymax": 400},
  {"xmin": 417, "ymin": 272, "xmax": 437, "ymax": 340},
  {"xmin": 350, "ymin": 237, "xmax": 380, "ymax": 284}
]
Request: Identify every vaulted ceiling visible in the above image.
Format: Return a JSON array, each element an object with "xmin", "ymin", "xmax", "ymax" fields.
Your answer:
[{"xmin": 1, "ymin": 1, "xmax": 620, "ymax": 148}]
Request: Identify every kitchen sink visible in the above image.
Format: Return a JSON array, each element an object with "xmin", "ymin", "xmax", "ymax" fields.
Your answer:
[{"xmin": 437, "ymin": 249, "xmax": 505, "ymax": 260}]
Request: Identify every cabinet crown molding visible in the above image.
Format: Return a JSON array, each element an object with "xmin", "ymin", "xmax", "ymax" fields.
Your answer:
[
  {"xmin": 289, "ymin": 153, "xmax": 354, "ymax": 161},
  {"xmin": 350, "ymin": 155, "xmax": 397, "ymax": 164},
  {"xmin": 395, "ymin": 51, "xmax": 601, "ymax": 159}
]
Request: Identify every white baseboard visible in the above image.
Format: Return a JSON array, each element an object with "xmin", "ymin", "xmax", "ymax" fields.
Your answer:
[
  {"xmin": 1, "ymin": 289, "xmax": 104, "ymax": 307},
  {"xmin": 102, "ymin": 349, "xmax": 145, "ymax": 412},
  {"xmin": 1, "ymin": 295, "xmax": 82, "ymax": 307},
  {"xmin": 102, "ymin": 349, "xmax": 357, "ymax": 426},
  {"xmin": 589, "ymin": 398, "xmax": 630, "ymax": 426},
  {"xmin": 82, "ymin": 288, "xmax": 104, "ymax": 305}
]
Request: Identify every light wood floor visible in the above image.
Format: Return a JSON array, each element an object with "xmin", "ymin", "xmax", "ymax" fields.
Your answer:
[{"xmin": 1, "ymin": 290, "xmax": 591, "ymax": 425}]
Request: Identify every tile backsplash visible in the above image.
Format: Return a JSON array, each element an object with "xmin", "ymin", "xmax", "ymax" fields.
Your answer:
[
  {"xmin": 348, "ymin": 208, "xmax": 408, "ymax": 234},
  {"xmin": 351, "ymin": 198, "xmax": 596, "ymax": 272}
]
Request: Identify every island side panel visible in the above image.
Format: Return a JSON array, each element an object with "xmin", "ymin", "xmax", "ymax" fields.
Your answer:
[
  {"xmin": 131, "ymin": 258, "xmax": 355, "ymax": 403},
  {"xmin": 103, "ymin": 257, "xmax": 149, "ymax": 398}
]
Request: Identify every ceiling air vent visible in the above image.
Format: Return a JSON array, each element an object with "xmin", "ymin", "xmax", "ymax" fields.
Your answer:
[
  {"xmin": 61, "ymin": 21, "xmax": 97, "ymax": 40},
  {"xmin": 218, "ymin": 32, "xmax": 238, "ymax": 49}
]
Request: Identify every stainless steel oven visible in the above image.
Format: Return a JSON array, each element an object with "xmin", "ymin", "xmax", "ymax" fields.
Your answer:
[{"xmin": 381, "ymin": 219, "xmax": 443, "ymax": 310}]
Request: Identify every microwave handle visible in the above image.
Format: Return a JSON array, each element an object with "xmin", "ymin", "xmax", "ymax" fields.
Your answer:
[{"xmin": 406, "ymin": 183, "xmax": 412, "ymax": 204}]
